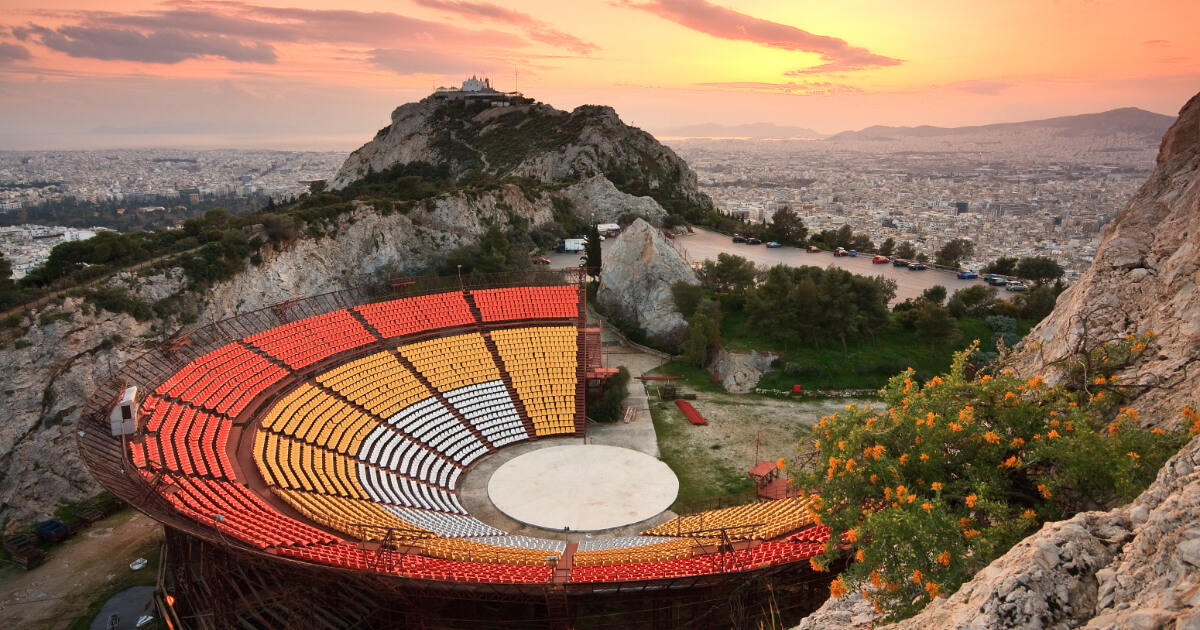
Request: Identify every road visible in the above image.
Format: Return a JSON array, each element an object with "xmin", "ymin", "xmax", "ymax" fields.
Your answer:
[{"xmin": 548, "ymin": 228, "xmax": 997, "ymax": 306}]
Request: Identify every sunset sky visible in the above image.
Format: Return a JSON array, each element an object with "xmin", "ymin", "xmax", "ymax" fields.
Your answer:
[{"xmin": 1, "ymin": 0, "xmax": 1197, "ymax": 149}]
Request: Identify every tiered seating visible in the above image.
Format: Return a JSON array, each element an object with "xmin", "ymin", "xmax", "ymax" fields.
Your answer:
[
  {"xmin": 261, "ymin": 385, "xmax": 376, "ymax": 456},
  {"xmin": 276, "ymin": 544, "xmax": 554, "ymax": 583},
  {"xmin": 569, "ymin": 540, "xmax": 822, "ymax": 583},
  {"xmin": 576, "ymin": 536, "xmax": 677, "ymax": 552},
  {"xmin": 472, "ymin": 536, "xmax": 567, "ymax": 553},
  {"xmin": 357, "ymin": 462, "xmax": 464, "ymax": 514},
  {"xmin": 274, "ymin": 489, "xmax": 434, "ymax": 542},
  {"xmin": 379, "ymin": 397, "xmax": 487, "ymax": 468},
  {"xmin": 384, "ymin": 509, "xmax": 504, "ymax": 538},
  {"xmin": 398, "ymin": 333, "xmax": 501, "ymax": 392},
  {"xmin": 471, "ymin": 286, "xmax": 579, "ymax": 322},
  {"xmin": 317, "ymin": 352, "xmax": 429, "ymax": 419},
  {"xmin": 420, "ymin": 538, "xmax": 558, "ymax": 566},
  {"xmin": 359, "ymin": 424, "xmax": 464, "ymax": 490},
  {"xmin": 245, "ymin": 310, "xmax": 376, "ymax": 369},
  {"xmin": 256, "ymin": 433, "xmax": 365, "ymax": 499},
  {"xmin": 149, "ymin": 471, "xmax": 337, "ymax": 550},
  {"xmin": 356, "ymin": 293, "xmax": 475, "ymax": 339},
  {"xmin": 443, "ymin": 382, "xmax": 529, "ymax": 448},
  {"xmin": 489, "ymin": 327, "xmax": 578, "ymax": 436},
  {"xmin": 641, "ymin": 497, "xmax": 815, "ymax": 541},
  {"xmin": 155, "ymin": 342, "xmax": 288, "ymax": 417},
  {"xmin": 132, "ymin": 399, "xmax": 232, "ymax": 479},
  {"xmin": 572, "ymin": 538, "xmax": 699, "ymax": 567}
]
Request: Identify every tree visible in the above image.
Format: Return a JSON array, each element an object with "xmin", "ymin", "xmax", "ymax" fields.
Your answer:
[
  {"xmin": 879, "ymin": 237, "xmax": 896, "ymax": 256},
  {"xmin": 682, "ymin": 313, "xmax": 716, "ymax": 367},
  {"xmin": 896, "ymin": 241, "xmax": 917, "ymax": 259},
  {"xmin": 914, "ymin": 302, "xmax": 959, "ymax": 346},
  {"xmin": 936, "ymin": 238, "xmax": 974, "ymax": 267},
  {"xmin": 982, "ymin": 256, "xmax": 1018, "ymax": 276},
  {"xmin": 765, "ymin": 206, "xmax": 807, "ymax": 246},
  {"xmin": 309, "ymin": 179, "xmax": 327, "ymax": 194},
  {"xmin": 584, "ymin": 222, "xmax": 602, "ymax": 279},
  {"xmin": 1016, "ymin": 256, "xmax": 1065, "ymax": 286},
  {"xmin": 671, "ymin": 281, "xmax": 707, "ymax": 318},
  {"xmin": 921, "ymin": 285, "xmax": 948, "ymax": 307},
  {"xmin": 700, "ymin": 253, "xmax": 756, "ymax": 295}
]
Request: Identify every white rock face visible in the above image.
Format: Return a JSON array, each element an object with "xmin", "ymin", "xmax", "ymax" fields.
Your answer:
[
  {"xmin": 596, "ymin": 219, "xmax": 698, "ymax": 349},
  {"xmin": 1014, "ymin": 92, "xmax": 1200, "ymax": 427},
  {"xmin": 559, "ymin": 175, "xmax": 666, "ymax": 224},
  {"xmin": 714, "ymin": 349, "xmax": 776, "ymax": 394},
  {"xmin": 329, "ymin": 99, "xmax": 441, "ymax": 189}
]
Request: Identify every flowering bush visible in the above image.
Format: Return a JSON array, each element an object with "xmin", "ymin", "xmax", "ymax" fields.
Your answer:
[{"xmin": 796, "ymin": 335, "xmax": 1191, "ymax": 621}]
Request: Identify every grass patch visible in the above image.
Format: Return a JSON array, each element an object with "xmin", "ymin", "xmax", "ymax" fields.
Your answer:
[
  {"xmin": 65, "ymin": 539, "xmax": 161, "ymax": 630},
  {"xmin": 649, "ymin": 402, "xmax": 754, "ymax": 509}
]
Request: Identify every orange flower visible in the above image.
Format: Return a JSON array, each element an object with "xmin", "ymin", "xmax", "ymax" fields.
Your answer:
[
  {"xmin": 920, "ymin": 453, "xmax": 930, "ymax": 462},
  {"xmin": 777, "ymin": 457, "xmax": 786, "ymax": 470},
  {"xmin": 922, "ymin": 502, "xmax": 933, "ymax": 512},
  {"xmin": 1152, "ymin": 428, "xmax": 1164, "ymax": 435},
  {"xmin": 950, "ymin": 422, "xmax": 963, "ymax": 432},
  {"xmin": 1022, "ymin": 509, "xmax": 1036, "ymax": 519},
  {"xmin": 855, "ymin": 549, "xmax": 865, "ymax": 562},
  {"xmin": 985, "ymin": 431, "xmax": 1000, "ymax": 444},
  {"xmin": 1038, "ymin": 483, "xmax": 1052, "ymax": 499},
  {"xmin": 830, "ymin": 577, "xmax": 848, "ymax": 599},
  {"xmin": 1004, "ymin": 391, "xmax": 1016, "ymax": 401},
  {"xmin": 928, "ymin": 376, "xmax": 943, "ymax": 386},
  {"xmin": 903, "ymin": 378, "xmax": 913, "ymax": 393},
  {"xmin": 896, "ymin": 485, "xmax": 907, "ymax": 497},
  {"xmin": 1048, "ymin": 430, "xmax": 1061, "ymax": 439},
  {"xmin": 912, "ymin": 569, "xmax": 924, "ymax": 584},
  {"xmin": 845, "ymin": 458, "xmax": 857, "ymax": 472},
  {"xmin": 1026, "ymin": 376, "xmax": 1045, "ymax": 389},
  {"xmin": 810, "ymin": 558, "xmax": 826, "ymax": 572},
  {"xmin": 869, "ymin": 571, "xmax": 882, "ymax": 588},
  {"xmin": 931, "ymin": 482, "xmax": 943, "ymax": 491},
  {"xmin": 925, "ymin": 581, "xmax": 940, "ymax": 598},
  {"xmin": 884, "ymin": 487, "xmax": 892, "ymax": 500},
  {"xmin": 965, "ymin": 493, "xmax": 977, "ymax": 508},
  {"xmin": 1127, "ymin": 451, "xmax": 1140, "ymax": 460},
  {"xmin": 900, "ymin": 453, "xmax": 910, "ymax": 465},
  {"xmin": 838, "ymin": 440, "xmax": 846, "ymax": 451},
  {"xmin": 964, "ymin": 528, "xmax": 981, "ymax": 540},
  {"xmin": 869, "ymin": 474, "xmax": 878, "ymax": 484},
  {"xmin": 1001, "ymin": 455, "xmax": 1020, "ymax": 468},
  {"xmin": 937, "ymin": 551, "xmax": 951, "ymax": 566},
  {"xmin": 927, "ymin": 411, "xmax": 937, "ymax": 424},
  {"xmin": 846, "ymin": 528, "xmax": 859, "ymax": 543},
  {"xmin": 1011, "ymin": 437, "xmax": 1025, "ymax": 447},
  {"xmin": 1094, "ymin": 376, "xmax": 1106, "ymax": 385},
  {"xmin": 980, "ymin": 375, "xmax": 992, "ymax": 382}
]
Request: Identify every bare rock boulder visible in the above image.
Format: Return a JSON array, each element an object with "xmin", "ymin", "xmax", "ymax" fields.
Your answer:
[{"xmin": 596, "ymin": 218, "xmax": 697, "ymax": 349}]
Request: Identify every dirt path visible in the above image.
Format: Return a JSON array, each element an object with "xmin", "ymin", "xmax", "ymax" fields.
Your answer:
[{"xmin": 0, "ymin": 511, "xmax": 163, "ymax": 629}]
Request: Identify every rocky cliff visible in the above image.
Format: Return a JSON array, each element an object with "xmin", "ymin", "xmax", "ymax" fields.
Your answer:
[
  {"xmin": 596, "ymin": 219, "xmax": 698, "ymax": 348},
  {"xmin": 795, "ymin": 91, "xmax": 1200, "ymax": 630},
  {"xmin": 1013, "ymin": 92, "xmax": 1200, "ymax": 428}
]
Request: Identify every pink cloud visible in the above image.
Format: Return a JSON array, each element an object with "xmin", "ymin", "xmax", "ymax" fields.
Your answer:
[
  {"xmin": 413, "ymin": 0, "xmax": 598, "ymax": 54},
  {"xmin": 620, "ymin": 0, "xmax": 900, "ymax": 73}
]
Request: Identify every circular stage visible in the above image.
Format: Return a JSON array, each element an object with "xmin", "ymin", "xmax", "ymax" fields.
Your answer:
[{"xmin": 487, "ymin": 445, "xmax": 679, "ymax": 532}]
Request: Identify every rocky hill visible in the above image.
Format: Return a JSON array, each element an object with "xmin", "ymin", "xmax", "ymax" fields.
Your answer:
[
  {"xmin": 829, "ymin": 107, "xmax": 1174, "ymax": 142},
  {"xmin": 794, "ymin": 92, "xmax": 1200, "ymax": 630},
  {"xmin": 330, "ymin": 96, "xmax": 712, "ymax": 221},
  {"xmin": 0, "ymin": 95, "xmax": 714, "ymax": 528}
]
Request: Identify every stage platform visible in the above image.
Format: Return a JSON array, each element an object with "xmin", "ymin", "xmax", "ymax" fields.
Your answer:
[{"xmin": 487, "ymin": 445, "xmax": 679, "ymax": 532}]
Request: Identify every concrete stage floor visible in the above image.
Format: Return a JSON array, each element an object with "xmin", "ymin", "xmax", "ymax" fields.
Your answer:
[{"xmin": 487, "ymin": 444, "xmax": 679, "ymax": 532}]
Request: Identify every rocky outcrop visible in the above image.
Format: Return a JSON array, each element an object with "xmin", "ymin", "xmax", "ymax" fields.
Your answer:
[
  {"xmin": 329, "ymin": 98, "xmax": 441, "ymax": 188},
  {"xmin": 714, "ymin": 349, "xmax": 776, "ymax": 394},
  {"xmin": 1014, "ymin": 93, "xmax": 1200, "ymax": 427},
  {"xmin": 558, "ymin": 175, "xmax": 666, "ymax": 224},
  {"xmin": 596, "ymin": 219, "xmax": 698, "ymax": 349}
]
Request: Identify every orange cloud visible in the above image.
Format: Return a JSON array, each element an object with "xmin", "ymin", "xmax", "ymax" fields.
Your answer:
[
  {"xmin": 413, "ymin": 0, "xmax": 598, "ymax": 54},
  {"xmin": 619, "ymin": 0, "xmax": 900, "ymax": 74}
]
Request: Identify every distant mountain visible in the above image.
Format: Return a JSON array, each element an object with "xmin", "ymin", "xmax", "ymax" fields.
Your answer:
[
  {"xmin": 658, "ymin": 122, "xmax": 825, "ymax": 139},
  {"xmin": 829, "ymin": 108, "xmax": 1175, "ymax": 142}
]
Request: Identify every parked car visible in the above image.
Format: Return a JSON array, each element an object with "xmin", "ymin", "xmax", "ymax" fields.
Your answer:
[
  {"xmin": 847, "ymin": 250, "xmax": 858, "ymax": 257},
  {"xmin": 531, "ymin": 255, "xmax": 550, "ymax": 265},
  {"xmin": 986, "ymin": 275, "xmax": 1009, "ymax": 286},
  {"xmin": 1005, "ymin": 282, "xmax": 1028, "ymax": 292},
  {"xmin": 872, "ymin": 255, "xmax": 890, "ymax": 264},
  {"xmin": 891, "ymin": 258, "xmax": 910, "ymax": 267},
  {"xmin": 833, "ymin": 248, "xmax": 850, "ymax": 257},
  {"xmin": 732, "ymin": 234, "xmax": 747, "ymax": 243},
  {"xmin": 766, "ymin": 241, "xmax": 782, "ymax": 248},
  {"xmin": 957, "ymin": 270, "xmax": 978, "ymax": 279},
  {"xmin": 807, "ymin": 245, "xmax": 820, "ymax": 253},
  {"xmin": 747, "ymin": 237, "xmax": 763, "ymax": 245},
  {"xmin": 907, "ymin": 262, "xmax": 928, "ymax": 271},
  {"xmin": 662, "ymin": 231, "xmax": 675, "ymax": 239}
]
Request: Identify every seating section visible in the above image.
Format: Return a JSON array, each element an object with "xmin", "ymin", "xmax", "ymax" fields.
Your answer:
[
  {"xmin": 245, "ymin": 310, "xmax": 376, "ymax": 369},
  {"xmin": 472, "ymin": 536, "xmax": 567, "ymax": 553},
  {"xmin": 260, "ymin": 385, "xmax": 376, "ymax": 456},
  {"xmin": 255, "ymin": 432, "xmax": 367, "ymax": 499},
  {"xmin": 276, "ymin": 544, "xmax": 554, "ymax": 583},
  {"xmin": 398, "ymin": 333, "xmax": 500, "ymax": 393},
  {"xmin": 132, "ymin": 399, "xmax": 232, "ymax": 478},
  {"xmin": 569, "ymin": 540, "xmax": 823, "ymax": 583},
  {"xmin": 443, "ymin": 382, "xmax": 529, "ymax": 448},
  {"xmin": 317, "ymin": 352, "xmax": 430, "ymax": 419},
  {"xmin": 379, "ymin": 397, "xmax": 488, "ymax": 468},
  {"xmin": 490, "ymin": 327, "xmax": 578, "ymax": 436},
  {"xmin": 384, "ymin": 508, "xmax": 504, "ymax": 538},
  {"xmin": 356, "ymin": 293, "xmax": 475, "ymax": 339},
  {"xmin": 642, "ymin": 497, "xmax": 815, "ymax": 541},
  {"xmin": 471, "ymin": 286, "xmax": 579, "ymax": 322},
  {"xmin": 274, "ymin": 488, "xmax": 434, "ymax": 542},
  {"xmin": 154, "ymin": 342, "xmax": 288, "ymax": 418},
  {"xmin": 572, "ymin": 538, "xmax": 699, "ymax": 567},
  {"xmin": 357, "ymin": 463, "xmax": 464, "ymax": 514},
  {"xmin": 420, "ymin": 538, "xmax": 559, "ymax": 567},
  {"xmin": 576, "ymin": 536, "xmax": 677, "ymax": 552},
  {"xmin": 148, "ymin": 471, "xmax": 337, "ymax": 550}
]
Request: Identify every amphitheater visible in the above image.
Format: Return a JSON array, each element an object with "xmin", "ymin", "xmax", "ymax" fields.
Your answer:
[{"xmin": 77, "ymin": 272, "xmax": 835, "ymax": 629}]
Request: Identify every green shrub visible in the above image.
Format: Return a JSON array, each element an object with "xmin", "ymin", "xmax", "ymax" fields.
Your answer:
[{"xmin": 589, "ymin": 367, "xmax": 631, "ymax": 422}]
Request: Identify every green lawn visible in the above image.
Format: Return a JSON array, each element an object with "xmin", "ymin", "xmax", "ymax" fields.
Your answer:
[{"xmin": 648, "ymin": 402, "xmax": 755, "ymax": 509}]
